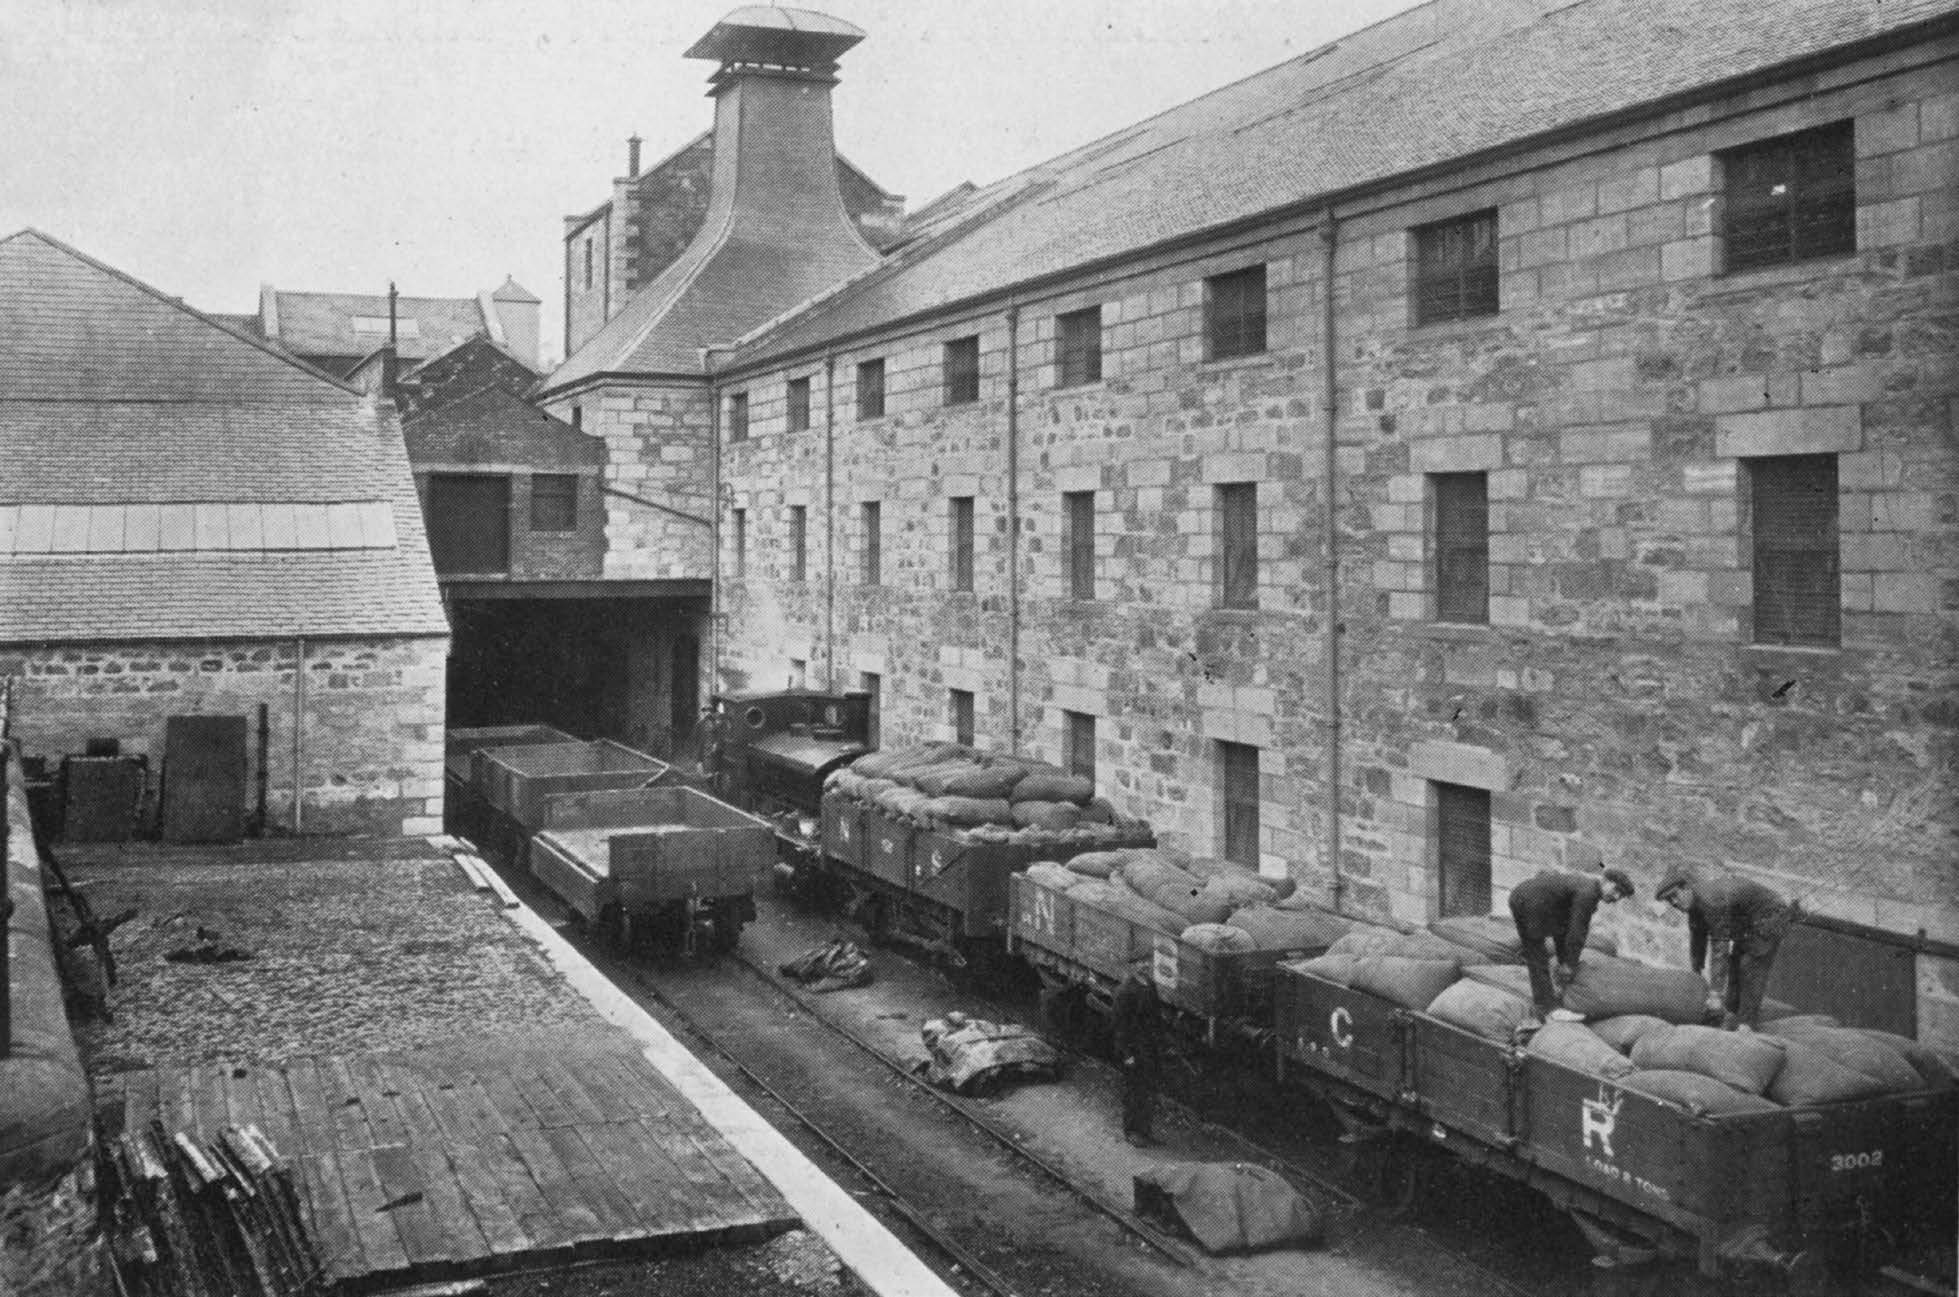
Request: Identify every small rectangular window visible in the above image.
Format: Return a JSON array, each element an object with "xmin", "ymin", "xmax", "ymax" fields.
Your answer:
[
  {"xmin": 529, "ymin": 474, "xmax": 578, "ymax": 531},
  {"xmin": 569, "ymin": 406, "xmax": 583, "ymax": 432},
  {"xmin": 1205, "ymin": 265, "xmax": 1267, "ymax": 361},
  {"xmin": 789, "ymin": 658, "xmax": 807, "ymax": 690},
  {"xmin": 1433, "ymin": 472, "xmax": 1489, "ymax": 624},
  {"xmin": 732, "ymin": 507, "xmax": 746, "ymax": 578},
  {"xmin": 944, "ymin": 335, "xmax": 980, "ymax": 406},
  {"xmin": 787, "ymin": 376, "xmax": 812, "ymax": 432},
  {"xmin": 1722, "ymin": 122, "xmax": 1855, "ymax": 274},
  {"xmin": 1436, "ymin": 782, "xmax": 1492, "ymax": 918},
  {"xmin": 861, "ymin": 671, "xmax": 882, "ymax": 748},
  {"xmin": 857, "ymin": 357, "xmax": 886, "ymax": 419},
  {"xmin": 1750, "ymin": 454, "xmax": 1839, "ymax": 646},
  {"xmin": 950, "ymin": 496, "xmax": 975, "ymax": 592},
  {"xmin": 1219, "ymin": 741, "xmax": 1261, "ymax": 868},
  {"xmin": 789, "ymin": 505, "xmax": 807, "ymax": 583},
  {"xmin": 951, "ymin": 689, "xmax": 975, "ymax": 747},
  {"xmin": 1414, "ymin": 209, "xmax": 1499, "ymax": 326},
  {"xmin": 1218, "ymin": 482, "xmax": 1257, "ymax": 609},
  {"xmin": 1063, "ymin": 490, "xmax": 1095, "ymax": 600},
  {"xmin": 861, "ymin": 500, "xmax": 881, "ymax": 585},
  {"xmin": 1056, "ymin": 306, "xmax": 1102, "ymax": 387},
  {"xmin": 1063, "ymin": 710, "xmax": 1096, "ymax": 784},
  {"xmin": 728, "ymin": 391, "xmax": 749, "ymax": 443},
  {"xmin": 583, "ymin": 237, "xmax": 594, "ymax": 291}
]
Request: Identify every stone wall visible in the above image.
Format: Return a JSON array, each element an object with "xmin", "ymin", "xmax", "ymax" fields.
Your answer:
[
  {"xmin": 541, "ymin": 380, "xmax": 715, "ymax": 581},
  {"xmin": 713, "ymin": 44, "xmax": 1959, "ymax": 1042},
  {"xmin": 1, "ymin": 636, "xmax": 447, "ymax": 838}
]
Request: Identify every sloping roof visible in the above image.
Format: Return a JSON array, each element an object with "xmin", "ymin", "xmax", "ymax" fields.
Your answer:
[
  {"xmin": 403, "ymin": 384, "xmax": 605, "ymax": 467},
  {"xmin": 266, "ymin": 288, "xmax": 492, "ymax": 362},
  {"xmin": 0, "ymin": 229, "xmax": 447, "ymax": 644},
  {"xmin": 732, "ymin": 0, "xmax": 1959, "ymax": 367}
]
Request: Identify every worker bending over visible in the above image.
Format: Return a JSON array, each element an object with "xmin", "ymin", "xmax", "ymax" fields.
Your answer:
[
  {"xmin": 1508, "ymin": 865, "xmax": 1635, "ymax": 1018},
  {"xmin": 1656, "ymin": 867, "xmax": 1798, "ymax": 1030}
]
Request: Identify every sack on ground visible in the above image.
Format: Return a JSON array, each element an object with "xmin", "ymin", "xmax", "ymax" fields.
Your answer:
[
  {"xmin": 1182, "ymin": 923, "xmax": 1257, "ymax": 954},
  {"xmin": 1558, "ymin": 955, "xmax": 1709, "ymax": 1023},
  {"xmin": 1461, "ymin": 963, "xmax": 1536, "ymax": 1003},
  {"xmin": 1630, "ymin": 1024, "xmax": 1787, "ymax": 1095},
  {"xmin": 1023, "ymin": 861, "xmax": 1083, "ymax": 892},
  {"xmin": 919, "ymin": 795, "xmax": 1016, "ymax": 828},
  {"xmin": 1623, "ymin": 1069, "xmax": 1780, "ymax": 1116},
  {"xmin": 1010, "ymin": 771, "xmax": 1096, "ymax": 805},
  {"xmin": 1768, "ymin": 1040, "xmax": 1895, "ymax": 1107},
  {"xmin": 1765, "ymin": 1025, "xmax": 1921, "ymax": 1093},
  {"xmin": 1288, "ymin": 953, "xmax": 1361, "ymax": 986},
  {"xmin": 1528, "ymin": 1020, "xmax": 1636, "ymax": 1078},
  {"xmin": 1426, "ymin": 978, "xmax": 1536, "ymax": 1042},
  {"xmin": 1348, "ymin": 955, "xmax": 1462, "ymax": 1010},
  {"xmin": 1226, "ymin": 905, "xmax": 1353, "ymax": 953},
  {"xmin": 1012, "ymin": 800, "xmax": 1084, "ymax": 830},
  {"xmin": 1590, "ymin": 1015, "xmax": 1672, "ymax": 1054}
]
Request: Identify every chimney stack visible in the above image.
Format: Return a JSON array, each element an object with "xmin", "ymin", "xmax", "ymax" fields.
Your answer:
[{"xmin": 628, "ymin": 134, "xmax": 642, "ymax": 177}]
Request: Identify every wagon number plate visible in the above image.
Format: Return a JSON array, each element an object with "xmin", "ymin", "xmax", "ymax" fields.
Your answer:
[{"xmin": 1829, "ymin": 1150, "xmax": 1884, "ymax": 1172}]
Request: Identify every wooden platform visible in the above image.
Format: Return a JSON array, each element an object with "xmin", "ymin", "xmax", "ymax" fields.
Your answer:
[{"xmin": 114, "ymin": 1039, "xmax": 798, "ymax": 1289}]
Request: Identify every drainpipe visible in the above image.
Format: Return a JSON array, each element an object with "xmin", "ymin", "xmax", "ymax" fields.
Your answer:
[
  {"xmin": 824, "ymin": 351, "xmax": 838, "ymax": 692},
  {"xmin": 703, "ymin": 351, "xmax": 723, "ymax": 705},
  {"xmin": 1320, "ymin": 215, "xmax": 1343, "ymax": 911},
  {"xmin": 1005, "ymin": 304, "xmax": 1022, "ymax": 750},
  {"xmin": 291, "ymin": 637, "xmax": 306, "ymax": 834}
]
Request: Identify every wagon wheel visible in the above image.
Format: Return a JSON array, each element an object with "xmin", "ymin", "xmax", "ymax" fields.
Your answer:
[
  {"xmin": 599, "ymin": 904, "xmax": 635, "ymax": 955},
  {"xmin": 1038, "ymin": 984, "xmax": 1089, "ymax": 1043},
  {"xmin": 1346, "ymin": 1131, "xmax": 1423, "ymax": 1214}
]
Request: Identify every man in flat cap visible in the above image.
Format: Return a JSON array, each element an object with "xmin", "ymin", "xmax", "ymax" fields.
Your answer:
[
  {"xmin": 1656, "ymin": 866, "xmax": 1798, "ymax": 1030},
  {"xmin": 1509, "ymin": 854, "xmax": 1635, "ymax": 1019}
]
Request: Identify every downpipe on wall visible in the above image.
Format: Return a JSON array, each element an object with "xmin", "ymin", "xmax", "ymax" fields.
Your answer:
[
  {"xmin": 1006, "ymin": 304, "xmax": 1022, "ymax": 750},
  {"xmin": 1320, "ymin": 214, "xmax": 1343, "ymax": 910}
]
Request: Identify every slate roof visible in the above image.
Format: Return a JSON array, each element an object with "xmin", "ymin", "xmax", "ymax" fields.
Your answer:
[
  {"xmin": 402, "ymin": 384, "xmax": 606, "ymax": 469},
  {"xmin": 731, "ymin": 0, "xmax": 1959, "ymax": 367},
  {"xmin": 265, "ymin": 289, "xmax": 497, "ymax": 362},
  {"xmin": 0, "ymin": 229, "xmax": 448, "ymax": 644}
]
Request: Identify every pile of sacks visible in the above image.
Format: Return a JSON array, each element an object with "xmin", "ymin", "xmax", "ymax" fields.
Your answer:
[
  {"xmin": 1023, "ymin": 847, "xmax": 1359, "ymax": 955},
  {"xmin": 1290, "ymin": 932, "xmax": 1956, "ymax": 1114},
  {"xmin": 829, "ymin": 743, "xmax": 1153, "ymax": 849}
]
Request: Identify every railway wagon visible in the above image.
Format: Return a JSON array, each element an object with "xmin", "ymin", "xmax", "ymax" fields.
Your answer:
[
  {"xmin": 1273, "ymin": 962, "xmax": 1958, "ymax": 1288},
  {"xmin": 443, "ymin": 724, "xmax": 578, "ymax": 841},
  {"xmin": 471, "ymin": 739, "xmax": 671, "ymax": 866},
  {"xmin": 528, "ymin": 785, "xmax": 775, "ymax": 955}
]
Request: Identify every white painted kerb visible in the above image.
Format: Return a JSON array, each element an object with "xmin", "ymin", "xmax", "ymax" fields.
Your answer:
[{"xmin": 503, "ymin": 901, "xmax": 960, "ymax": 1297}]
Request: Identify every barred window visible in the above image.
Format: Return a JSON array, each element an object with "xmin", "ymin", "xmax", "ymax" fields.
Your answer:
[
  {"xmin": 1056, "ymin": 306, "xmax": 1102, "ymax": 387},
  {"xmin": 1750, "ymin": 455, "xmax": 1839, "ymax": 646},
  {"xmin": 789, "ymin": 505, "xmax": 806, "ymax": 583},
  {"xmin": 951, "ymin": 689, "xmax": 975, "ymax": 746},
  {"xmin": 1218, "ymin": 482, "xmax": 1257, "ymax": 610},
  {"xmin": 1722, "ymin": 123, "xmax": 1855, "ymax": 274},
  {"xmin": 1063, "ymin": 710, "xmax": 1096, "ymax": 784},
  {"xmin": 944, "ymin": 336, "xmax": 980, "ymax": 406},
  {"xmin": 861, "ymin": 500, "xmax": 881, "ymax": 585},
  {"xmin": 950, "ymin": 496, "xmax": 975, "ymax": 592},
  {"xmin": 1436, "ymin": 782, "xmax": 1491, "ymax": 918},
  {"xmin": 727, "ymin": 391, "xmax": 749, "ymax": 442},
  {"xmin": 529, "ymin": 474, "xmax": 577, "ymax": 531},
  {"xmin": 1205, "ymin": 265, "xmax": 1266, "ymax": 360},
  {"xmin": 857, "ymin": 357, "xmax": 885, "ymax": 419},
  {"xmin": 1063, "ymin": 490, "xmax": 1095, "ymax": 600},
  {"xmin": 1219, "ymin": 741, "xmax": 1260, "ymax": 869},
  {"xmin": 1433, "ymin": 472, "xmax": 1489, "ymax": 624},
  {"xmin": 1414, "ymin": 210, "xmax": 1499, "ymax": 326},
  {"xmin": 787, "ymin": 376, "xmax": 811, "ymax": 432}
]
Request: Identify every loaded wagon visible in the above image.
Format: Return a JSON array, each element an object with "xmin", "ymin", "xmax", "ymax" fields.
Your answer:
[
  {"xmin": 470, "ymin": 738, "xmax": 671, "ymax": 865},
  {"xmin": 528, "ymin": 786, "xmax": 776, "ymax": 956},
  {"xmin": 443, "ymin": 724, "xmax": 578, "ymax": 840},
  {"xmin": 1273, "ymin": 961, "xmax": 1958, "ymax": 1288}
]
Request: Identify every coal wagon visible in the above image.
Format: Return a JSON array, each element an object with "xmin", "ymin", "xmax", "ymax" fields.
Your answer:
[
  {"xmin": 442, "ymin": 723, "xmax": 578, "ymax": 842},
  {"xmin": 470, "ymin": 738, "xmax": 672, "ymax": 865}
]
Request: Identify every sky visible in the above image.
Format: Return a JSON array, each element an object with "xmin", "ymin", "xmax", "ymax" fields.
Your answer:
[{"xmin": 1, "ymin": 0, "xmax": 1424, "ymax": 366}]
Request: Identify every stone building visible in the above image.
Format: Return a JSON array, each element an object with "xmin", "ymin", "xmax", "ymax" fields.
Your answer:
[
  {"xmin": 0, "ymin": 230, "xmax": 449, "ymax": 837},
  {"xmin": 225, "ymin": 278, "xmax": 543, "ymax": 376},
  {"xmin": 546, "ymin": 2, "xmax": 1959, "ymax": 1044}
]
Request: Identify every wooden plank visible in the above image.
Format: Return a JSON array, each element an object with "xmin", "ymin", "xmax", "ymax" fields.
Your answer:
[
  {"xmin": 297, "ymin": 1148, "xmax": 367, "ymax": 1282},
  {"xmin": 369, "ymin": 1142, "xmax": 448, "ymax": 1269},
  {"xmin": 540, "ymin": 1124, "xmax": 644, "ymax": 1241},
  {"xmin": 332, "ymin": 1145, "xmax": 411, "ymax": 1277},
  {"xmin": 581, "ymin": 1109, "xmax": 701, "ymax": 1237},
  {"xmin": 501, "ymin": 1124, "xmax": 606, "ymax": 1247},
  {"xmin": 504, "ymin": 1055, "xmax": 580, "ymax": 1131},
  {"xmin": 587, "ymin": 1048, "xmax": 681, "ymax": 1121},
  {"xmin": 318, "ymin": 1057, "xmax": 375, "ymax": 1155},
  {"xmin": 432, "ymin": 1066, "xmax": 557, "ymax": 1254},
  {"xmin": 121, "ymin": 1068, "xmax": 161, "ymax": 1139},
  {"xmin": 530, "ymin": 1053, "xmax": 611, "ymax": 1128},
  {"xmin": 381, "ymin": 1062, "xmax": 492, "ymax": 1266},
  {"xmin": 549, "ymin": 1051, "xmax": 642, "ymax": 1125},
  {"xmin": 411, "ymin": 1078, "xmax": 532, "ymax": 1261},
  {"xmin": 344, "ymin": 1055, "xmax": 412, "ymax": 1149},
  {"xmin": 283, "ymin": 1058, "xmax": 335, "ymax": 1155}
]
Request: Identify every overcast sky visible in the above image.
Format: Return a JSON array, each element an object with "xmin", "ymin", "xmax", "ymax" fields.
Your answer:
[{"xmin": 2, "ymin": 0, "xmax": 1422, "ymax": 366}]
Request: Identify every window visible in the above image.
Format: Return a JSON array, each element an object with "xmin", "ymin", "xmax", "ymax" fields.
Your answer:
[
  {"xmin": 1063, "ymin": 710, "xmax": 1096, "ymax": 784},
  {"xmin": 426, "ymin": 474, "xmax": 510, "ymax": 575},
  {"xmin": 861, "ymin": 671, "xmax": 882, "ymax": 748},
  {"xmin": 789, "ymin": 505, "xmax": 807, "ymax": 582},
  {"xmin": 944, "ymin": 335, "xmax": 980, "ymax": 406},
  {"xmin": 352, "ymin": 316, "xmax": 419, "ymax": 338},
  {"xmin": 727, "ymin": 391, "xmax": 749, "ymax": 442},
  {"xmin": 787, "ymin": 376, "xmax": 812, "ymax": 432},
  {"xmin": 857, "ymin": 358, "xmax": 886, "ymax": 419},
  {"xmin": 529, "ymin": 474, "xmax": 577, "ymax": 531},
  {"xmin": 951, "ymin": 689, "xmax": 975, "ymax": 747},
  {"xmin": 1750, "ymin": 455, "xmax": 1839, "ymax": 646},
  {"xmin": 950, "ymin": 496, "xmax": 975, "ymax": 592},
  {"xmin": 583, "ymin": 237, "xmax": 594, "ymax": 290},
  {"xmin": 1414, "ymin": 210, "xmax": 1499, "ymax": 326},
  {"xmin": 1218, "ymin": 483, "xmax": 1257, "ymax": 609},
  {"xmin": 731, "ymin": 507, "xmax": 746, "ymax": 578},
  {"xmin": 789, "ymin": 658, "xmax": 807, "ymax": 690},
  {"xmin": 1056, "ymin": 306, "xmax": 1102, "ymax": 387},
  {"xmin": 861, "ymin": 500, "xmax": 882, "ymax": 585},
  {"xmin": 1219, "ymin": 741, "xmax": 1260, "ymax": 869},
  {"xmin": 1063, "ymin": 490, "xmax": 1095, "ymax": 600},
  {"xmin": 1722, "ymin": 122, "xmax": 1855, "ymax": 274},
  {"xmin": 569, "ymin": 406, "xmax": 582, "ymax": 432},
  {"xmin": 1433, "ymin": 472, "xmax": 1489, "ymax": 624},
  {"xmin": 1204, "ymin": 265, "xmax": 1267, "ymax": 360},
  {"xmin": 1435, "ymin": 783, "xmax": 1491, "ymax": 918}
]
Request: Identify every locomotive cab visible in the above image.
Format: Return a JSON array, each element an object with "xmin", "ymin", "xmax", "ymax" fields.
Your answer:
[{"xmin": 709, "ymin": 689, "xmax": 873, "ymax": 865}]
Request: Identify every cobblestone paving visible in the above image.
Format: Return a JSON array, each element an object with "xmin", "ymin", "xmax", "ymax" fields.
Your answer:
[{"xmin": 66, "ymin": 839, "xmax": 613, "ymax": 1075}]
